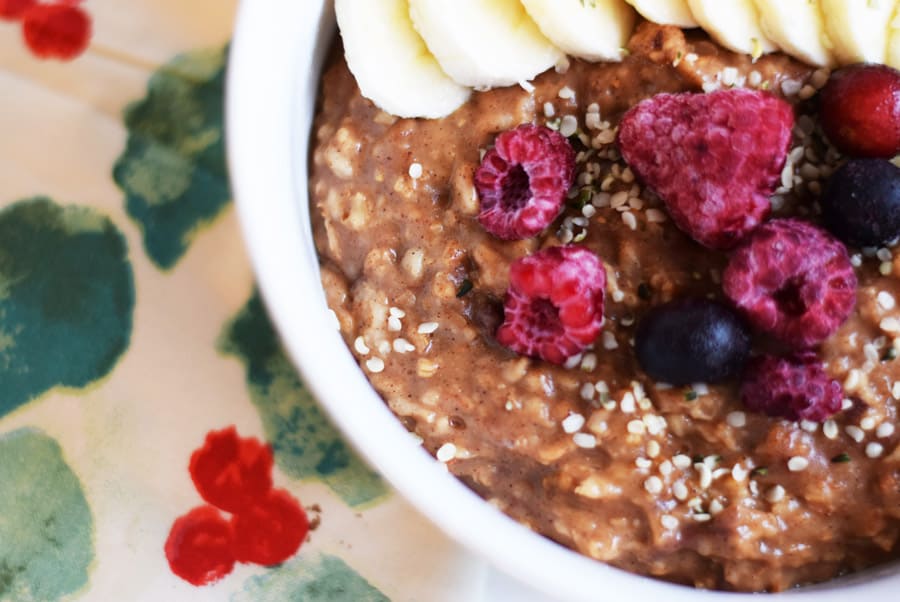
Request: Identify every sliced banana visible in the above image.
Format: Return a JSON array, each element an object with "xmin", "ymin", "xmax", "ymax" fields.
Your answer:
[
  {"xmin": 686, "ymin": 0, "xmax": 777, "ymax": 56},
  {"xmin": 521, "ymin": 0, "xmax": 636, "ymax": 62},
  {"xmin": 754, "ymin": 0, "xmax": 834, "ymax": 67},
  {"xmin": 890, "ymin": 6, "xmax": 900, "ymax": 69},
  {"xmin": 821, "ymin": 0, "xmax": 896, "ymax": 65},
  {"xmin": 408, "ymin": 0, "xmax": 563, "ymax": 88},
  {"xmin": 335, "ymin": 0, "xmax": 470, "ymax": 118},
  {"xmin": 625, "ymin": 0, "xmax": 698, "ymax": 28}
]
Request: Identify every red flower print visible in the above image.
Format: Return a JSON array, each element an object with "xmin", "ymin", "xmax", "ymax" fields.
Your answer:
[
  {"xmin": 22, "ymin": 2, "xmax": 91, "ymax": 60},
  {"xmin": 1, "ymin": 0, "xmax": 92, "ymax": 60},
  {"xmin": 165, "ymin": 427, "xmax": 311, "ymax": 586},
  {"xmin": 189, "ymin": 426, "xmax": 274, "ymax": 514},
  {"xmin": 0, "ymin": 0, "xmax": 36, "ymax": 21},
  {"xmin": 165, "ymin": 505, "xmax": 236, "ymax": 587},
  {"xmin": 232, "ymin": 489, "xmax": 310, "ymax": 566}
]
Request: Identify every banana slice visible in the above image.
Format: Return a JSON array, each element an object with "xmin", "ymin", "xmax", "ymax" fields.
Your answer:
[
  {"xmin": 821, "ymin": 0, "xmax": 895, "ymax": 65},
  {"xmin": 890, "ymin": 6, "xmax": 900, "ymax": 69},
  {"xmin": 408, "ymin": 0, "xmax": 563, "ymax": 88},
  {"xmin": 625, "ymin": 0, "xmax": 698, "ymax": 28},
  {"xmin": 754, "ymin": 0, "xmax": 834, "ymax": 67},
  {"xmin": 335, "ymin": 0, "xmax": 471, "ymax": 118},
  {"xmin": 686, "ymin": 0, "xmax": 777, "ymax": 56},
  {"xmin": 520, "ymin": 0, "xmax": 636, "ymax": 62}
]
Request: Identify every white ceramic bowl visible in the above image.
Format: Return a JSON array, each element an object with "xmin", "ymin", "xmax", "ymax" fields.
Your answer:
[{"xmin": 227, "ymin": 1, "xmax": 900, "ymax": 599}]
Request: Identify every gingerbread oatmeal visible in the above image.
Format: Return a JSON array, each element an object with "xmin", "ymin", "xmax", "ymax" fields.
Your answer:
[{"xmin": 309, "ymin": 23, "xmax": 900, "ymax": 591}]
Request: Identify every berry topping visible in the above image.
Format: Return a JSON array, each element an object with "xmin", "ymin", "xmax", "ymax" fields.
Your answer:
[
  {"xmin": 821, "ymin": 158, "xmax": 900, "ymax": 248},
  {"xmin": 475, "ymin": 124, "xmax": 575, "ymax": 240},
  {"xmin": 496, "ymin": 245, "xmax": 605, "ymax": 364},
  {"xmin": 635, "ymin": 298, "xmax": 751, "ymax": 386},
  {"xmin": 741, "ymin": 353, "xmax": 843, "ymax": 422},
  {"xmin": 820, "ymin": 64, "xmax": 900, "ymax": 159},
  {"xmin": 617, "ymin": 89, "xmax": 793, "ymax": 249},
  {"xmin": 723, "ymin": 219, "xmax": 857, "ymax": 349}
]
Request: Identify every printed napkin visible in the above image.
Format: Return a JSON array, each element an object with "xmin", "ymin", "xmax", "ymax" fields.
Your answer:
[{"xmin": 0, "ymin": 1, "xmax": 485, "ymax": 599}]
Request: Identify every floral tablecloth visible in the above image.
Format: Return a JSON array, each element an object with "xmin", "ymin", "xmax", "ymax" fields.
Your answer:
[{"xmin": 0, "ymin": 1, "xmax": 509, "ymax": 599}]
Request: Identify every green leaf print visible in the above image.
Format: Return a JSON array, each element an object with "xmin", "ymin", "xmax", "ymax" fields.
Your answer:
[
  {"xmin": 0, "ymin": 428, "xmax": 94, "ymax": 601},
  {"xmin": 233, "ymin": 554, "xmax": 389, "ymax": 602},
  {"xmin": 113, "ymin": 45, "xmax": 230, "ymax": 269},
  {"xmin": 219, "ymin": 292, "xmax": 389, "ymax": 507},
  {"xmin": 0, "ymin": 198, "xmax": 134, "ymax": 418}
]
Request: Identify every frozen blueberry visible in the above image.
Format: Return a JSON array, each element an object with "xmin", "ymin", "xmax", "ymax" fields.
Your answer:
[
  {"xmin": 821, "ymin": 158, "xmax": 900, "ymax": 248},
  {"xmin": 635, "ymin": 299, "xmax": 751, "ymax": 386}
]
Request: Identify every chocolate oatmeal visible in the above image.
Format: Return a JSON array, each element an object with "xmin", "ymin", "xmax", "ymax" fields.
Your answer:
[{"xmin": 309, "ymin": 23, "xmax": 900, "ymax": 591}]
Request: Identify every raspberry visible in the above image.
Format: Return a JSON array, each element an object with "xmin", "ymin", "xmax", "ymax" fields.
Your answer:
[
  {"xmin": 820, "ymin": 64, "xmax": 900, "ymax": 159},
  {"xmin": 617, "ymin": 89, "xmax": 793, "ymax": 249},
  {"xmin": 723, "ymin": 219, "xmax": 857, "ymax": 349},
  {"xmin": 475, "ymin": 124, "xmax": 575, "ymax": 240},
  {"xmin": 496, "ymin": 245, "xmax": 606, "ymax": 364},
  {"xmin": 741, "ymin": 353, "xmax": 843, "ymax": 422}
]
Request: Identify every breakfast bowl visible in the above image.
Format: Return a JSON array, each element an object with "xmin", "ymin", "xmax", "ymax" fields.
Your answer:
[{"xmin": 227, "ymin": 0, "xmax": 900, "ymax": 598}]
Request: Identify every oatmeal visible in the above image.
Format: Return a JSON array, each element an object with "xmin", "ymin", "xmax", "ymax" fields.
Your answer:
[{"xmin": 310, "ymin": 23, "xmax": 900, "ymax": 591}]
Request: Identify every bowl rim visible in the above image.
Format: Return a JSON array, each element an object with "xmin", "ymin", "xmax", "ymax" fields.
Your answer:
[{"xmin": 226, "ymin": 0, "xmax": 900, "ymax": 598}]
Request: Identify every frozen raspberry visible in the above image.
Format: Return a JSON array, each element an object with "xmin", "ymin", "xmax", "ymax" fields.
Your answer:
[
  {"xmin": 741, "ymin": 353, "xmax": 843, "ymax": 422},
  {"xmin": 820, "ymin": 64, "xmax": 900, "ymax": 159},
  {"xmin": 617, "ymin": 89, "xmax": 793, "ymax": 249},
  {"xmin": 723, "ymin": 219, "xmax": 857, "ymax": 349},
  {"xmin": 475, "ymin": 124, "xmax": 575, "ymax": 240},
  {"xmin": 496, "ymin": 246, "xmax": 605, "ymax": 364}
]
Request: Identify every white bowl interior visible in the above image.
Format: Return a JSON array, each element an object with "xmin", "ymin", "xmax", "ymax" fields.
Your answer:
[{"xmin": 226, "ymin": 0, "xmax": 900, "ymax": 598}]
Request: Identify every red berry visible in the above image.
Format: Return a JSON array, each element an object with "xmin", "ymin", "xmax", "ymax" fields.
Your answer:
[
  {"xmin": 22, "ymin": 3, "xmax": 91, "ymax": 61},
  {"xmin": 617, "ymin": 89, "xmax": 793, "ymax": 249},
  {"xmin": 820, "ymin": 64, "xmax": 900, "ymax": 158},
  {"xmin": 475, "ymin": 124, "xmax": 575, "ymax": 240},
  {"xmin": 231, "ymin": 489, "xmax": 309, "ymax": 566},
  {"xmin": 0, "ymin": 0, "xmax": 35, "ymax": 21},
  {"xmin": 189, "ymin": 427, "xmax": 274, "ymax": 514},
  {"xmin": 723, "ymin": 219, "xmax": 856, "ymax": 349},
  {"xmin": 496, "ymin": 246, "xmax": 606, "ymax": 364},
  {"xmin": 165, "ymin": 505, "xmax": 236, "ymax": 586},
  {"xmin": 741, "ymin": 353, "xmax": 843, "ymax": 422}
]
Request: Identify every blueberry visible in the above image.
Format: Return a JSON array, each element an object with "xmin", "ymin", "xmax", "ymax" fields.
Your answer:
[
  {"xmin": 821, "ymin": 158, "xmax": 900, "ymax": 248},
  {"xmin": 635, "ymin": 299, "xmax": 751, "ymax": 386}
]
